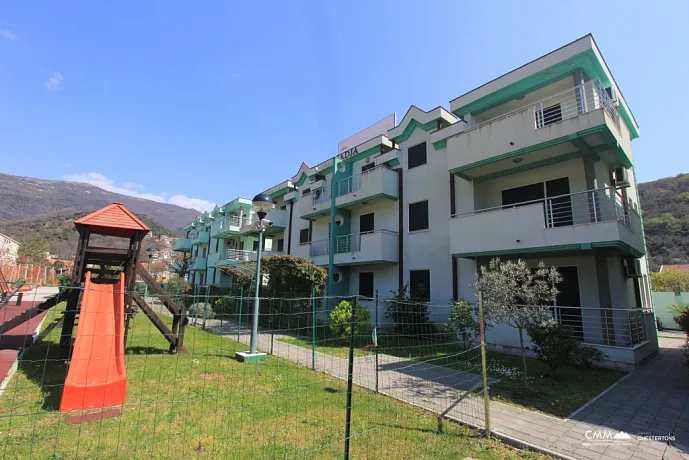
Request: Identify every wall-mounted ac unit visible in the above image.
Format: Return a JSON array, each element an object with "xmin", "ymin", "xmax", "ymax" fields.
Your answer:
[
  {"xmin": 623, "ymin": 258, "xmax": 642, "ymax": 278},
  {"xmin": 612, "ymin": 167, "xmax": 630, "ymax": 188},
  {"xmin": 605, "ymin": 87, "xmax": 620, "ymax": 106}
]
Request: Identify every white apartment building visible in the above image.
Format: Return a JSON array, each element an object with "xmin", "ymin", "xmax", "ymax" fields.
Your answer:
[
  {"xmin": 0, "ymin": 233, "xmax": 20, "ymax": 264},
  {"xmin": 176, "ymin": 35, "xmax": 656, "ymax": 368}
]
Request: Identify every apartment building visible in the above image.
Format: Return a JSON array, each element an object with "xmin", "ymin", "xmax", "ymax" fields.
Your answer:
[{"xmin": 175, "ymin": 35, "xmax": 656, "ymax": 368}]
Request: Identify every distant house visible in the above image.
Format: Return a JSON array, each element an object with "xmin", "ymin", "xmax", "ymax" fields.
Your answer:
[
  {"xmin": 0, "ymin": 234, "xmax": 19, "ymax": 264},
  {"xmin": 658, "ymin": 264, "xmax": 689, "ymax": 273}
]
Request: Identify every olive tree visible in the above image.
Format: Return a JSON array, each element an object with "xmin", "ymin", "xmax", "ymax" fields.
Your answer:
[{"xmin": 474, "ymin": 258, "xmax": 561, "ymax": 386}]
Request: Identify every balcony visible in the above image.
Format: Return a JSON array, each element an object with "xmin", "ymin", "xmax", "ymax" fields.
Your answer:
[
  {"xmin": 309, "ymin": 230, "xmax": 398, "ymax": 266},
  {"xmin": 214, "ymin": 248, "xmax": 284, "ymax": 266},
  {"xmin": 239, "ymin": 209, "xmax": 288, "ymax": 236},
  {"xmin": 191, "ymin": 231, "xmax": 210, "ymax": 246},
  {"xmin": 441, "ymin": 80, "xmax": 632, "ymax": 181},
  {"xmin": 190, "ymin": 256, "xmax": 207, "ymax": 271},
  {"xmin": 213, "ymin": 215, "xmax": 252, "ymax": 238},
  {"xmin": 450, "ymin": 188, "xmax": 644, "ymax": 258},
  {"xmin": 300, "ymin": 167, "xmax": 399, "ymax": 219},
  {"xmin": 172, "ymin": 238, "xmax": 192, "ymax": 252}
]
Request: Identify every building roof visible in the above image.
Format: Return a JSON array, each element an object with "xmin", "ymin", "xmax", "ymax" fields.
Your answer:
[
  {"xmin": 0, "ymin": 233, "xmax": 19, "ymax": 245},
  {"xmin": 659, "ymin": 264, "xmax": 689, "ymax": 273},
  {"xmin": 74, "ymin": 202, "xmax": 151, "ymax": 238}
]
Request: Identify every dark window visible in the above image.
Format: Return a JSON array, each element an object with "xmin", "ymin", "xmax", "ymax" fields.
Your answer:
[
  {"xmin": 359, "ymin": 213, "xmax": 375, "ymax": 233},
  {"xmin": 238, "ymin": 241, "xmax": 244, "ymax": 251},
  {"xmin": 314, "ymin": 173, "xmax": 326, "ymax": 181},
  {"xmin": 536, "ymin": 103, "xmax": 562, "ymax": 127},
  {"xmin": 277, "ymin": 238, "xmax": 284, "ymax": 252},
  {"xmin": 213, "ymin": 269, "xmax": 217, "ymax": 284},
  {"xmin": 361, "ymin": 162, "xmax": 376, "ymax": 173},
  {"xmin": 280, "ymin": 205, "xmax": 286, "ymax": 211},
  {"xmin": 408, "ymin": 201, "xmax": 429, "ymax": 232},
  {"xmin": 501, "ymin": 178, "xmax": 572, "ymax": 227},
  {"xmin": 359, "ymin": 272, "xmax": 374, "ymax": 298},
  {"xmin": 301, "ymin": 188, "xmax": 311, "ymax": 196},
  {"xmin": 202, "ymin": 247, "xmax": 206, "ymax": 257},
  {"xmin": 215, "ymin": 239, "xmax": 219, "ymax": 253},
  {"xmin": 299, "ymin": 228, "xmax": 311, "ymax": 244},
  {"xmin": 408, "ymin": 142, "xmax": 427, "ymax": 169},
  {"xmin": 253, "ymin": 240, "xmax": 258, "ymax": 251},
  {"xmin": 409, "ymin": 270, "xmax": 430, "ymax": 301}
]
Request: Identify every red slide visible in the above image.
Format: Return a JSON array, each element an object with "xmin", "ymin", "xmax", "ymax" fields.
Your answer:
[{"xmin": 60, "ymin": 272, "xmax": 127, "ymax": 412}]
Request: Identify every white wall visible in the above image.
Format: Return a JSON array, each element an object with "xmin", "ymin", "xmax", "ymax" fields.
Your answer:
[
  {"xmin": 349, "ymin": 199, "xmax": 398, "ymax": 233},
  {"xmin": 348, "ymin": 264, "xmax": 398, "ymax": 322}
]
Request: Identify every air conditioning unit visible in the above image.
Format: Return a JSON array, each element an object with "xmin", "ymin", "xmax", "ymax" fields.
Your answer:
[
  {"xmin": 623, "ymin": 258, "xmax": 642, "ymax": 278},
  {"xmin": 612, "ymin": 167, "xmax": 630, "ymax": 188},
  {"xmin": 605, "ymin": 86, "xmax": 620, "ymax": 106}
]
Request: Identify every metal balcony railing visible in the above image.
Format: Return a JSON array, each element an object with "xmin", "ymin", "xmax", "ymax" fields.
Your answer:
[
  {"xmin": 552, "ymin": 305, "xmax": 648, "ymax": 347},
  {"xmin": 310, "ymin": 230, "xmax": 398, "ymax": 256},
  {"xmin": 224, "ymin": 249, "xmax": 252, "ymax": 261},
  {"xmin": 335, "ymin": 166, "xmax": 383, "ymax": 198},
  {"xmin": 312, "ymin": 186, "xmax": 330, "ymax": 206},
  {"xmin": 463, "ymin": 79, "xmax": 621, "ymax": 135},
  {"xmin": 452, "ymin": 187, "xmax": 636, "ymax": 231},
  {"xmin": 228, "ymin": 215, "xmax": 252, "ymax": 228}
]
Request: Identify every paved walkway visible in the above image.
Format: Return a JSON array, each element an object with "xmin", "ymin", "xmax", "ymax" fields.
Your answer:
[{"xmin": 200, "ymin": 318, "xmax": 688, "ymax": 460}]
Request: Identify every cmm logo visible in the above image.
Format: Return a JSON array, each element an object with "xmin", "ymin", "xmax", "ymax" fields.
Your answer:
[{"xmin": 584, "ymin": 430, "xmax": 632, "ymax": 442}]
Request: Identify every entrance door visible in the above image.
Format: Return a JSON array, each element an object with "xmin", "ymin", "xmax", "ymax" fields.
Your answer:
[
  {"xmin": 359, "ymin": 213, "xmax": 374, "ymax": 234},
  {"xmin": 554, "ymin": 266, "xmax": 583, "ymax": 340}
]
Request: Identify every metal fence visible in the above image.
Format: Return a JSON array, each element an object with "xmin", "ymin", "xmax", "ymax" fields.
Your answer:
[{"xmin": 0, "ymin": 284, "xmax": 494, "ymax": 459}]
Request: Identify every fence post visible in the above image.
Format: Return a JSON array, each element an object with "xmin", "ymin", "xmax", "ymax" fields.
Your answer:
[
  {"xmin": 202, "ymin": 287, "xmax": 209, "ymax": 330},
  {"xmin": 375, "ymin": 289, "xmax": 379, "ymax": 393},
  {"xmin": 311, "ymin": 285, "xmax": 316, "ymax": 371},
  {"xmin": 237, "ymin": 286, "xmax": 243, "ymax": 343},
  {"xmin": 478, "ymin": 290, "xmax": 490, "ymax": 436},
  {"xmin": 192, "ymin": 284, "xmax": 198, "ymax": 326},
  {"xmin": 344, "ymin": 295, "xmax": 357, "ymax": 460}
]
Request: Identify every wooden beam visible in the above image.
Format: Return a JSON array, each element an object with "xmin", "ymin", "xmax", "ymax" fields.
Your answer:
[
  {"xmin": 135, "ymin": 263, "xmax": 181, "ymax": 315},
  {"xmin": 131, "ymin": 293, "xmax": 187, "ymax": 354},
  {"xmin": 85, "ymin": 247, "xmax": 130, "ymax": 255}
]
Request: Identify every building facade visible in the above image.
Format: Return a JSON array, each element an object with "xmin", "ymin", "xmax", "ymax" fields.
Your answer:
[
  {"xmin": 175, "ymin": 35, "xmax": 656, "ymax": 368},
  {"xmin": 0, "ymin": 233, "xmax": 19, "ymax": 264}
]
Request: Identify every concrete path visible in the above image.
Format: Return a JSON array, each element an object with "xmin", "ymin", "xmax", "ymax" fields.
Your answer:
[{"xmin": 201, "ymin": 318, "xmax": 688, "ymax": 460}]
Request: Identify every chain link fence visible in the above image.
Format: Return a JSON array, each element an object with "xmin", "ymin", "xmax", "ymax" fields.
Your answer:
[{"xmin": 0, "ymin": 283, "xmax": 495, "ymax": 459}]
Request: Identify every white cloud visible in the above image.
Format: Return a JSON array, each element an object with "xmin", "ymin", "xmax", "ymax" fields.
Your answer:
[
  {"xmin": 122, "ymin": 182, "xmax": 144, "ymax": 189},
  {"xmin": 62, "ymin": 172, "xmax": 215, "ymax": 212},
  {"xmin": 46, "ymin": 72, "xmax": 63, "ymax": 90},
  {"xmin": 0, "ymin": 29, "xmax": 18, "ymax": 41},
  {"xmin": 168, "ymin": 194, "xmax": 216, "ymax": 212}
]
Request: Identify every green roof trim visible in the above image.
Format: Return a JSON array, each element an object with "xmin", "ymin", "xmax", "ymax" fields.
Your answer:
[
  {"xmin": 452, "ymin": 49, "xmax": 639, "ymax": 139},
  {"xmin": 432, "ymin": 139, "xmax": 447, "ymax": 150},
  {"xmin": 390, "ymin": 119, "xmax": 437, "ymax": 144},
  {"xmin": 269, "ymin": 186, "xmax": 293, "ymax": 199}
]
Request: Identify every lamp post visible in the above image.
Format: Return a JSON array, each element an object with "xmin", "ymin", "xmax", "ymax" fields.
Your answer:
[
  {"xmin": 145, "ymin": 247, "xmax": 156, "ymax": 301},
  {"xmin": 236, "ymin": 192, "xmax": 273, "ymax": 363}
]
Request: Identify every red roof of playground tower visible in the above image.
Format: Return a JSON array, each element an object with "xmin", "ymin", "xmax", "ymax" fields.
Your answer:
[{"xmin": 74, "ymin": 202, "xmax": 151, "ymax": 238}]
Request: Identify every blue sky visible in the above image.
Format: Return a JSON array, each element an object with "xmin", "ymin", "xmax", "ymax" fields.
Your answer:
[{"xmin": 1, "ymin": 1, "xmax": 687, "ymax": 212}]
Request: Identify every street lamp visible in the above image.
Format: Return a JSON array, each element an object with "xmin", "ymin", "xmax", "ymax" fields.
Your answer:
[{"xmin": 236, "ymin": 192, "xmax": 273, "ymax": 363}]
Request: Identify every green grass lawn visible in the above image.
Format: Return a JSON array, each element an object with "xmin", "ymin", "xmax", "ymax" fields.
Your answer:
[
  {"xmin": 279, "ymin": 327, "xmax": 625, "ymax": 418},
  {"xmin": 0, "ymin": 305, "xmax": 549, "ymax": 459}
]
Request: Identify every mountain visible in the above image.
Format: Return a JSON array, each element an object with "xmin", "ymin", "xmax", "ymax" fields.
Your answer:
[
  {"xmin": 638, "ymin": 173, "xmax": 689, "ymax": 270},
  {"xmin": 0, "ymin": 173, "xmax": 200, "ymax": 230},
  {"xmin": 0, "ymin": 211, "xmax": 180, "ymax": 262}
]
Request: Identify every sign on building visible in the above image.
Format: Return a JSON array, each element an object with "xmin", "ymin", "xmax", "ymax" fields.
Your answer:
[{"xmin": 337, "ymin": 113, "xmax": 396, "ymax": 160}]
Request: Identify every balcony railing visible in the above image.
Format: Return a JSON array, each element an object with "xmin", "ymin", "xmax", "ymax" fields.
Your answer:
[
  {"xmin": 335, "ymin": 166, "xmax": 382, "ymax": 198},
  {"xmin": 552, "ymin": 306, "xmax": 648, "ymax": 347},
  {"xmin": 310, "ymin": 230, "xmax": 398, "ymax": 256},
  {"xmin": 453, "ymin": 187, "xmax": 634, "ymax": 229},
  {"xmin": 312, "ymin": 186, "xmax": 331, "ymax": 206},
  {"xmin": 223, "ymin": 248, "xmax": 283, "ymax": 262},
  {"xmin": 228, "ymin": 215, "xmax": 252, "ymax": 228}
]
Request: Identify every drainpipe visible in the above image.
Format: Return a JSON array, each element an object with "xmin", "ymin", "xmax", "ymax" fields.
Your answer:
[
  {"xmin": 397, "ymin": 168, "xmax": 404, "ymax": 290},
  {"xmin": 287, "ymin": 200, "xmax": 294, "ymax": 255},
  {"xmin": 328, "ymin": 156, "xmax": 342, "ymax": 306}
]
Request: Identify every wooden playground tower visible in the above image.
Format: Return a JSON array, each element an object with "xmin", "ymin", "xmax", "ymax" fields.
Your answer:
[{"xmin": 0, "ymin": 202, "xmax": 188, "ymax": 356}]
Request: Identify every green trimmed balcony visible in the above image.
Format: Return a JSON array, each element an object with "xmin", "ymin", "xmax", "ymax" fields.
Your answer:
[
  {"xmin": 239, "ymin": 209, "xmax": 288, "ymax": 236},
  {"xmin": 439, "ymin": 80, "xmax": 632, "ymax": 183},
  {"xmin": 309, "ymin": 230, "xmax": 398, "ymax": 266},
  {"xmin": 213, "ymin": 248, "xmax": 284, "ymax": 267},
  {"xmin": 450, "ymin": 188, "xmax": 644, "ymax": 259},
  {"xmin": 213, "ymin": 215, "xmax": 252, "ymax": 238},
  {"xmin": 191, "ymin": 231, "xmax": 210, "ymax": 246},
  {"xmin": 172, "ymin": 238, "xmax": 192, "ymax": 252},
  {"xmin": 300, "ymin": 167, "xmax": 398, "ymax": 219},
  {"xmin": 191, "ymin": 256, "xmax": 207, "ymax": 271}
]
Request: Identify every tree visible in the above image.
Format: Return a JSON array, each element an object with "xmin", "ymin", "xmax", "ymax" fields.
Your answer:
[
  {"xmin": 651, "ymin": 270, "xmax": 689, "ymax": 294},
  {"xmin": 171, "ymin": 257, "xmax": 192, "ymax": 280},
  {"xmin": 386, "ymin": 283, "xmax": 435, "ymax": 335},
  {"xmin": 474, "ymin": 258, "xmax": 561, "ymax": 386},
  {"xmin": 329, "ymin": 300, "xmax": 371, "ymax": 343},
  {"xmin": 445, "ymin": 299, "xmax": 482, "ymax": 349}
]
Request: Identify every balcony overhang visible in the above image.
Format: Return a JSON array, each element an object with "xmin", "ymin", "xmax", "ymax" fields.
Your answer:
[
  {"xmin": 448, "ymin": 110, "xmax": 630, "ymax": 182},
  {"xmin": 454, "ymin": 241, "xmax": 643, "ymax": 260}
]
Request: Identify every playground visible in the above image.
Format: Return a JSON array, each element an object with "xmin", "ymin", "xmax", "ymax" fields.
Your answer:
[{"xmin": 0, "ymin": 203, "xmax": 544, "ymax": 459}]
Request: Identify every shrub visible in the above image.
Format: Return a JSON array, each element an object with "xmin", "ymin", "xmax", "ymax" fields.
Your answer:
[
  {"xmin": 574, "ymin": 346, "xmax": 606, "ymax": 369},
  {"xmin": 527, "ymin": 321, "xmax": 580, "ymax": 375},
  {"xmin": 445, "ymin": 299, "xmax": 481, "ymax": 349},
  {"xmin": 386, "ymin": 283, "xmax": 435, "ymax": 335},
  {"xmin": 57, "ymin": 273, "xmax": 71, "ymax": 287},
  {"xmin": 329, "ymin": 300, "xmax": 370, "ymax": 343},
  {"xmin": 188, "ymin": 302, "xmax": 215, "ymax": 321}
]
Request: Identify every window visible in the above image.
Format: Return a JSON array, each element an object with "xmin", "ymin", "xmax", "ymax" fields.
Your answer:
[
  {"xmin": 409, "ymin": 270, "xmax": 430, "ymax": 301},
  {"xmin": 361, "ymin": 162, "xmax": 376, "ymax": 173},
  {"xmin": 536, "ymin": 103, "xmax": 562, "ymax": 127},
  {"xmin": 202, "ymin": 247, "xmax": 206, "ymax": 258},
  {"xmin": 280, "ymin": 205, "xmax": 286, "ymax": 211},
  {"xmin": 277, "ymin": 238, "xmax": 284, "ymax": 252},
  {"xmin": 359, "ymin": 272, "xmax": 374, "ymax": 298},
  {"xmin": 408, "ymin": 200, "xmax": 429, "ymax": 232},
  {"xmin": 215, "ymin": 239, "xmax": 219, "ymax": 253},
  {"xmin": 299, "ymin": 228, "xmax": 311, "ymax": 244},
  {"xmin": 359, "ymin": 213, "xmax": 374, "ymax": 233},
  {"xmin": 253, "ymin": 240, "xmax": 258, "ymax": 251},
  {"xmin": 302, "ymin": 188, "xmax": 311, "ymax": 196},
  {"xmin": 407, "ymin": 142, "xmax": 427, "ymax": 169}
]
